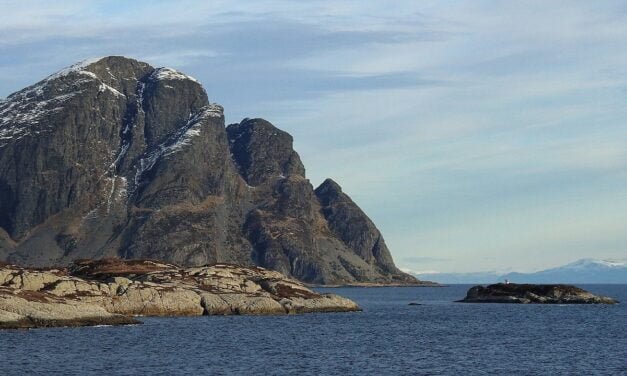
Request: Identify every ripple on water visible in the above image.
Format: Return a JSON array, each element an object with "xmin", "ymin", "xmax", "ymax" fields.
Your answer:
[{"xmin": 1, "ymin": 284, "xmax": 625, "ymax": 375}]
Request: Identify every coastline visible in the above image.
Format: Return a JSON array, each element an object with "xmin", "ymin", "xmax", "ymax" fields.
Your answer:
[
  {"xmin": 308, "ymin": 281, "xmax": 443, "ymax": 288},
  {"xmin": 0, "ymin": 259, "xmax": 361, "ymax": 330}
]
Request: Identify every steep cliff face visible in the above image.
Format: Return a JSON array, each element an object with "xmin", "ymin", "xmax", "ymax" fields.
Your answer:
[{"xmin": 0, "ymin": 56, "xmax": 417, "ymax": 284}]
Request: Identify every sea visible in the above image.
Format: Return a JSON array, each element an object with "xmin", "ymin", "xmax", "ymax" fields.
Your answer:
[{"xmin": 1, "ymin": 284, "xmax": 625, "ymax": 375}]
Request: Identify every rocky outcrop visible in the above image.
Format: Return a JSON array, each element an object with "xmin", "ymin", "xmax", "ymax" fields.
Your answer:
[
  {"xmin": 227, "ymin": 118, "xmax": 305, "ymax": 186},
  {"xmin": 315, "ymin": 178, "xmax": 405, "ymax": 278},
  {"xmin": 0, "ymin": 259, "xmax": 360, "ymax": 329},
  {"xmin": 0, "ymin": 56, "xmax": 419, "ymax": 285},
  {"xmin": 458, "ymin": 283, "xmax": 618, "ymax": 304}
]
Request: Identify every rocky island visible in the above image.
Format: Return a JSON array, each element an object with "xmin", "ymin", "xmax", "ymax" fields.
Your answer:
[
  {"xmin": 0, "ymin": 259, "xmax": 360, "ymax": 329},
  {"xmin": 458, "ymin": 283, "xmax": 618, "ymax": 304},
  {"xmin": 0, "ymin": 56, "xmax": 422, "ymax": 286}
]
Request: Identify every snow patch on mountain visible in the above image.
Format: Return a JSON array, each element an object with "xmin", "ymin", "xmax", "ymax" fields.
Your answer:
[
  {"xmin": 562, "ymin": 258, "xmax": 626, "ymax": 269},
  {"xmin": 410, "ymin": 258, "xmax": 627, "ymax": 284},
  {"xmin": 7, "ymin": 58, "xmax": 104, "ymax": 101},
  {"xmin": 45, "ymin": 57, "xmax": 105, "ymax": 82},
  {"xmin": 0, "ymin": 92, "xmax": 81, "ymax": 146},
  {"xmin": 0, "ymin": 57, "xmax": 131, "ymax": 148},
  {"xmin": 98, "ymin": 83, "xmax": 126, "ymax": 98},
  {"xmin": 150, "ymin": 67, "xmax": 199, "ymax": 83},
  {"xmin": 133, "ymin": 104, "xmax": 222, "ymax": 186}
]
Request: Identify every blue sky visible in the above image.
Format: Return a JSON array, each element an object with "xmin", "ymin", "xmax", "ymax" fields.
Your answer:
[{"xmin": 1, "ymin": 1, "xmax": 626, "ymax": 273}]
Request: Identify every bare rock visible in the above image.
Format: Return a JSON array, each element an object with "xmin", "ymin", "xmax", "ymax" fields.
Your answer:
[
  {"xmin": 280, "ymin": 294, "xmax": 360, "ymax": 314},
  {"xmin": 0, "ymin": 288, "xmax": 137, "ymax": 329},
  {"xmin": 0, "ymin": 259, "xmax": 361, "ymax": 329},
  {"xmin": 104, "ymin": 285, "xmax": 204, "ymax": 316},
  {"xmin": 199, "ymin": 293, "xmax": 232, "ymax": 315},
  {"xmin": 212, "ymin": 293, "xmax": 286, "ymax": 315}
]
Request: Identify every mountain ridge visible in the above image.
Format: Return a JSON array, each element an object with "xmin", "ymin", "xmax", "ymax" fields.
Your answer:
[
  {"xmin": 0, "ymin": 56, "xmax": 417, "ymax": 285},
  {"xmin": 410, "ymin": 258, "xmax": 627, "ymax": 284}
]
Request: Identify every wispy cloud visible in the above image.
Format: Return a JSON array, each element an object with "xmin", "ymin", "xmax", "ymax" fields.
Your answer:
[{"xmin": 1, "ymin": 1, "xmax": 626, "ymax": 272}]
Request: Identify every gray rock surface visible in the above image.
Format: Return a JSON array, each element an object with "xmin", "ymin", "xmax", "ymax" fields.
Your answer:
[
  {"xmin": 0, "ymin": 56, "xmax": 419, "ymax": 285},
  {"xmin": 458, "ymin": 283, "xmax": 618, "ymax": 304},
  {"xmin": 0, "ymin": 259, "xmax": 360, "ymax": 329}
]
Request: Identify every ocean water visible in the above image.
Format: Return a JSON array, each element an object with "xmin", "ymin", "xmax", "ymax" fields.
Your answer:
[{"xmin": 1, "ymin": 285, "xmax": 625, "ymax": 375}]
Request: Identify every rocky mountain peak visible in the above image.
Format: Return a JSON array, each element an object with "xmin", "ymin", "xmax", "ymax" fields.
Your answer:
[
  {"xmin": 7, "ymin": 56, "xmax": 149, "ymax": 102},
  {"xmin": 226, "ymin": 118, "xmax": 305, "ymax": 186},
  {"xmin": 0, "ymin": 56, "xmax": 418, "ymax": 285},
  {"xmin": 149, "ymin": 67, "xmax": 200, "ymax": 83},
  {"xmin": 78, "ymin": 56, "xmax": 152, "ymax": 86},
  {"xmin": 314, "ymin": 178, "xmax": 344, "ymax": 206}
]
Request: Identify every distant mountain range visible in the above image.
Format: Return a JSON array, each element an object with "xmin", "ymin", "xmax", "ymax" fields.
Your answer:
[{"xmin": 412, "ymin": 258, "xmax": 627, "ymax": 284}]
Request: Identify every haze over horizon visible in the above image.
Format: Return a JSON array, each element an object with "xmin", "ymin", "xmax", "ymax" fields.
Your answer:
[{"xmin": 1, "ymin": 1, "xmax": 626, "ymax": 273}]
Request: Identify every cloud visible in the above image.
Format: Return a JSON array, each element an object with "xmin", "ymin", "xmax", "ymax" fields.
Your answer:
[{"xmin": 2, "ymin": 1, "xmax": 627, "ymax": 272}]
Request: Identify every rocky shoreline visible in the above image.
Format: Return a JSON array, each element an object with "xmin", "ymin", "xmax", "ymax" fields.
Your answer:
[
  {"xmin": 308, "ymin": 281, "xmax": 440, "ymax": 288},
  {"xmin": 458, "ymin": 283, "xmax": 618, "ymax": 304},
  {"xmin": 0, "ymin": 259, "xmax": 360, "ymax": 329}
]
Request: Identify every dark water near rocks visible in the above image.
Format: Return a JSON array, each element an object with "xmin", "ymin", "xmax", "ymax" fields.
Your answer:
[{"xmin": 2, "ymin": 285, "xmax": 625, "ymax": 375}]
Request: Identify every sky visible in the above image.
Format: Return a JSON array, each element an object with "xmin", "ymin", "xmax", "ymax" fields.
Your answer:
[{"xmin": 1, "ymin": 1, "xmax": 626, "ymax": 274}]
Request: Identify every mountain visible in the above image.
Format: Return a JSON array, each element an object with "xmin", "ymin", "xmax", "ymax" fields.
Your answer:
[
  {"xmin": 411, "ymin": 258, "xmax": 627, "ymax": 284},
  {"xmin": 0, "ymin": 56, "xmax": 416, "ymax": 285},
  {"xmin": 500, "ymin": 259, "xmax": 627, "ymax": 284}
]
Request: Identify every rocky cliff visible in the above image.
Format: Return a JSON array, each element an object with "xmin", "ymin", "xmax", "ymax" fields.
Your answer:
[{"xmin": 0, "ymin": 56, "xmax": 417, "ymax": 285}]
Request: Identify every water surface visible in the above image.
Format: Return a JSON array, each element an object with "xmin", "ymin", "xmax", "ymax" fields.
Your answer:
[{"xmin": 2, "ymin": 284, "xmax": 625, "ymax": 375}]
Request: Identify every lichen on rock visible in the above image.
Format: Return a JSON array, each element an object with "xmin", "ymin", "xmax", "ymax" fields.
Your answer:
[{"xmin": 0, "ymin": 259, "xmax": 361, "ymax": 329}]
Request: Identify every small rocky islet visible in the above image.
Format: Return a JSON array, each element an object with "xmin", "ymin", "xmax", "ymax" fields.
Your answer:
[
  {"xmin": 0, "ymin": 259, "xmax": 360, "ymax": 330},
  {"xmin": 458, "ymin": 283, "xmax": 618, "ymax": 304}
]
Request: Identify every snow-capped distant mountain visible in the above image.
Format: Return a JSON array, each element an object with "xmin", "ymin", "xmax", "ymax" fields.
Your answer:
[
  {"xmin": 412, "ymin": 258, "xmax": 627, "ymax": 284},
  {"xmin": 501, "ymin": 258, "xmax": 627, "ymax": 284}
]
